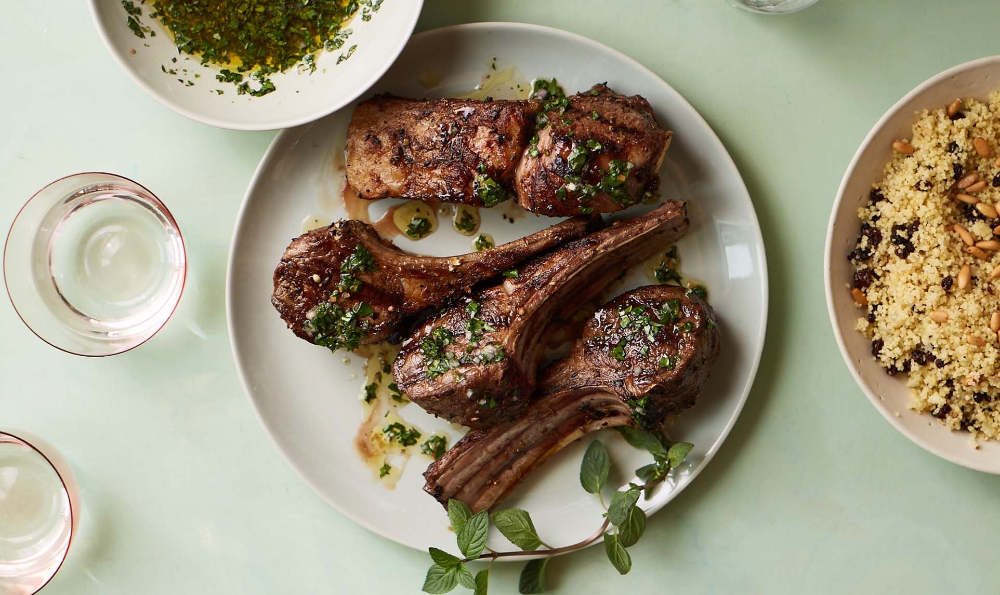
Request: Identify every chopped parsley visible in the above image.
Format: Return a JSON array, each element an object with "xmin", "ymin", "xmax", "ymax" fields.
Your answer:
[
  {"xmin": 405, "ymin": 216, "xmax": 433, "ymax": 239},
  {"xmin": 686, "ymin": 285, "xmax": 708, "ymax": 299},
  {"xmin": 473, "ymin": 175, "xmax": 511, "ymax": 208},
  {"xmin": 532, "ymin": 78, "xmax": 570, "ymax": 114},
  {"xmin": 466, "ymin": 301, "xmax": 480, "ymax": 316},
  {"xmin": 421, "ymin": 327, "xmax": 457, "ymax": 379},
  {"xmin": 306, "ymin": 302, "xmax": 375, "ymax": 352},
  {"xmin": 658, "ymin": 355, "xmax": 677, "ymax": 369},
  {"xmin": 420, "ymin": 435, "xmax": 448, "ymax": 460},
  {"xmin": 479, "ymin": 345, "xmax": 506, "ymax": 364},
  {"xmin": 337, "ymin": 245, "xmax": 377, "ymax": 293},
  {"xmin": 454, "ymin": 209, "xmax": 478, "ymax": 233},
  {"xmin": 473, "ymin": 234, "xmax": 495, "ymax": 251},
  {"xmin": 337, "ymin": 44, "xmax": 358, "ymax": 65},
  {"xmin": 216, "ymin": 69, "xmax": 243, "ymax": 84},
  {"xmin": 388, "ymin": 382, "xmax": 407, "ymax": 403},
  {"xmin": 383, "ymin": 422, "xmax": 421, "ymax": 447},
  {"xmin": 502, "ymin": 269, "xmax": 519, "ymax": 279},
  {"xmin": 379, "ymin": 462, "xmax": 391, "ymax": 478},
  {"xmin": 363, "ymin": 379, "xmax": 378, "ymax": 404},
  {"xmin": 611, "ymin": 338, "xmax": 628, "ymax": 362}
]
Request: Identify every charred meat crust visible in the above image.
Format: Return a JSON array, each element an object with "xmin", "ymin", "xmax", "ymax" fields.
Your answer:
[
  {"xmin": 271, "ymin": 215, "xmax": 599, "ymax": 348},
  {"xmin": 346, "ymin": 95, "xmax": 539, "ymax": 204},
  {"xmin": 393, "ymin": 201, "xmax": 690, "ymax": 429},
  {"xmin": 423, "ymin": 285, "xmax": 721, "ymax": 512}
]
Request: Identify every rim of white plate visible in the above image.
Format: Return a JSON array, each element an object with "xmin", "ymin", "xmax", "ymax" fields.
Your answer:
[{"xmin": 226, "ymin": 21, "xmax": 770, "ymax": 552}]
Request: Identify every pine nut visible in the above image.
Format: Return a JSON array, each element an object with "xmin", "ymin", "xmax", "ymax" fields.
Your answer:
[
  {"xmin": 968, "ymin": 246, "xmax": 989, "ymax": 260},
  {"xmin": 974, "ymin": 137, "xmax": 992, "ymax": 158},
  {"xmin": 947, "ymin": 98, "xmax": 963, "ymax": 117},
  {"xmin": 929, "ymin": 310, "xmax": 950, "ymax": 323},
  {"xmin": 892, "ymin": 140, "xmax": 915, "ymax": 154},
  {"xmin": 968, "ymin": 334, "xmax": 987, "ymax": 348},
  {"xmin": 959, "ymin": 264, "xmax": 973, "ymax": 288},
  {"xmin": 991, "ymin": 312, "xmax": 1000, "ymax": 333},
  {"xmin": 968, "ymin": 180, "xmax": 988, "ymax": 193},
  {"xmin": 995, "ymin": 157, "xmax": 1000, "ymax": 168},
  {"xmin": 977, "ymin": 240, "xmax": 1000, "ymax": 251},
  {"xmin": 976, "ymin": 202, "xmax": 999, "ymax": 218},
  {"xmin": 992, "ymin": 264, "xmax": 1000, "ymax": 278},
  {"xmin": 956, "ymin": 193, "xmax": 979, "ymax": 204},
  {"xmin": 958, "ymin": 172, "xmax": 981, "ymax": 188},
  {"xmin": 994, "ymin": 225, "xmax": 1000, "ymax": 235},
  {"xmin": 311, "ymin": 274, "xmax": 321, "ymax": 283},
  {"xmin": 954, "ymin": 224, "xmax": 975, "ymax": 246},
  {"xmin": 851, "ymin": 288, "xmax": 867, "ymax": 306}
]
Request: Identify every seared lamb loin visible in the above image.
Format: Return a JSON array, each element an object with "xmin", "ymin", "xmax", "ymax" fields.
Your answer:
[
  {"xmin": 514, "ymin": 84, "xmax": 672, "ymax": 217},
  {"xmin": 346, "ymin": 96, "xmax": 539, "ymax": 206},
  {"xmin": 423, "ymin": 285, "xmax": 721, "ymax": 512},
  {"xmin": 392, "ymin": 201, "xmax": 690, "ymax": 429},
  {"xmin": 272, "ymin": 216, "xmax": 596, "ymax": 351}
]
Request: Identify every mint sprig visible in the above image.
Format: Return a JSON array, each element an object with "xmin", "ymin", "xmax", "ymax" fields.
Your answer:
[{"xmin": 422, "ymin": 427, "xmax": 693, "ymax": 593}]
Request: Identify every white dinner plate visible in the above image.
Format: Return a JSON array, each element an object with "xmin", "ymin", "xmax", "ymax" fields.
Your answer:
[{"xmin": 227, "ymin": 23, "xmax": 768, "ymax": 553}]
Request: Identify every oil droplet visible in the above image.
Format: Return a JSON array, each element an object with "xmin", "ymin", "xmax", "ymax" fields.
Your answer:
[
  {"xmin": 394, "ymin": 200, "xmax": 438, "ymax": 239},
  {"xmin": 456, "ymin": 64, "xmax": 531, "ymax": 101},
  {"xmin": 452, "ymin": 205, "xmax": 481, "ymax": 236},
  {"xmin": 472, "ymin": 233, "xmax": 495, "ymax": 251},
  {"xmin": 301, "ymin": 214, "xmax": 332, "ymax": 233}
]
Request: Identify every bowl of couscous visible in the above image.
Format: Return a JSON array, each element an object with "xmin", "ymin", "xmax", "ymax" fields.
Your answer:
[{"xmin": 827, "ymin": 56, "xmax": 1000, "ymax": 474}]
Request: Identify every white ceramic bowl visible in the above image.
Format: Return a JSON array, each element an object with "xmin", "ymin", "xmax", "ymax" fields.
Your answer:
[
  {"xmin": 826, "ymin": 55, "xmax": 1000, "ymax": 474},
  {"xmin": 88, "ymin": 0, "xmax": 423, "ymax": 131}
]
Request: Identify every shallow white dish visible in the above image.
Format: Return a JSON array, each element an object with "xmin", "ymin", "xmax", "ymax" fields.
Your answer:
[
  {"xmin": 88, "ymin": 0, "xmax": 422, "ymax": 131},
  {"xmin": 826, "ymin": 55, "xmax": 1000, "ymax": 474},
  {"xmin": 227, "ymin": 23, "xmax": 768, "ymax": 552}
]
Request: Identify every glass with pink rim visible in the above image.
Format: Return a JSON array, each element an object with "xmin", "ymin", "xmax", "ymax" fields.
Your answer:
[
  {"xmin": 3, "ymin": 172, "xmax": 186, "ymax": 357},
  {"xmin": 0, "ymin": 430, "xmax": 80, "ymax": 594}
]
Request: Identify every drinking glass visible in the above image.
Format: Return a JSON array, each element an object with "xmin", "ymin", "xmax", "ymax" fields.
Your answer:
[
  {"xmin": 4, "ymin": 173, "xmax": 186, "ymax": 356},
  {"xmin": 0, "ymin": 430, "xmax": 80, "ymax": 594},
  {"xmin": 729, "ymin": 0, "xmax": 819, "ymax": 13}
]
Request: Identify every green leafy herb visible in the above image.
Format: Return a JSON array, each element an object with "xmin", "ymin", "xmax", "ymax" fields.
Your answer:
[
  {"xmin": 337, "ymin": 44, "xmax": 358, "ymax": 64},
  {"xmin": 383, "ymin": 422, "xmax": 421, "ymax": 447},
  {"xmin": 658, "ymin": 355, "xmax": 677, "ymax": 369},
  {"xmin": 607, "ymin": 487, "xmax": 641, "ymax": 526},
  {"xmin": 455, "ymin": 209, "xmax": 478, "ymax": 233},
  {"xmin": 473, "ymin": 234, "xmax": 494, "ymax": 251},
  {"xmin": 491, "ymin": 509, "xmax": 542, "ymax": 551},
  {"xmin": 447, "ymin": 499, "xmax": 473, "ymax": 535},
  {"xmin": 518, "ymin": 558, "xmax": 549, "ymax": 594},
  {"xmin": 342, "ymin": 244, "xmax": 377, "ymax": 273},
  {"xmin": 478, "ymin": 345, "xmax": 506, "ymax": 364},
  {"xmin": 406, "ymin": 216, "xmax": 433, "ymax": 239},
  {"xmin": 363, "ymin": 381, "xmax": 378, "ymax": 404},
  {"xmin": 421, "ymin": 435, "xmax": 448, "ymax": 460},
  {"xmin": 567, "ymin": 143, "xmax": 589, "ymax": 172},
  {"xmin": 388, "ymin": 382, "xmax": 407, "ymax": 403},
  {"xmin": 667, "ymin": 442, "xmax": 694, "ymax": 469},
  {"xmin": 592, "ymin": 110, "xmax": 600, "ymax": 120},
  {"xmin": 502, "ymin": 269, "xmax": 519, "ymax": 279},
  {"xmin": 473, "ymin": 175, "xmax": 511, "ymax": 208},
  {"xmin": 457, "ymin": 510, "xmax": 490, "ymax": 558},
  {"xmin": 603, "ymin": 533, "xmax": 631, "ymax": 575},
  {"xmin": 580, "ymin": 440, "xmax": 610, "ymax": 494},
  {"xmin": 422, "ymin": 327, "xmax": 457, "ymax": 378},
  {"xmin": 528, "ymin": 134, "xmax": 540, "ymax": 158},
  {"xmin": 610, "ymin": 338, "xmax": 628, "ymax": 362},
  {"xmin": 686, "ymin": 284, "xmax": 708, "ymax": 299},
  {"xmin": 306, "ymin": 302, "xmax": 374, "ymax": 353},
  {"xmin": 532, "ymin": 78, "xmax": 569, "ymax": 114},
  {"xmin": 618, "ymin": 507, "xmax": 646, "ymax": 547},
  {"xmin": 616, "ymin": 427, "xmax": 668, "ymax": 458},
  {"xmin": 379, "ymin": 462, "xmax": 391, "ymax": 478},
  {"xmin": 474, "ymin": 569, "xmax": 489, "ymax": 595}
]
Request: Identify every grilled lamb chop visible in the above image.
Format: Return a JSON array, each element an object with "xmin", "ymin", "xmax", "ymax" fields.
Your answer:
[
  {"xmin": 346, "ymin": 96, "xmax": 539, "ymax": 206},
  {"xmin": 271, "ymin": 216, "xmax": 596, "ymax": 351},
  {"xmin": 392, "ymin": 201, "xmax": 689, "ymax": 428},
  {"xmin": 424, "ymin": 285, "xmax": 721, "ymax": 512},
  {"xmin": 514, "ymin": 84, "xmax": 672, "ymax": 217}
]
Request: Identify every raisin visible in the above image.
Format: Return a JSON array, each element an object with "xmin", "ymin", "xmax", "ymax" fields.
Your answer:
[
  {"xmin": 914, "ymin": 180, "xmax": 932, "ymax": 191},
  {"xmin": 853, "ymin": 269, "xmax": 875, "ymax": 289},
  {"xmin": 894, "ymin": 242, "xmax": 914, "ymax": 259},
  {"xmin": 911, "ymin": 347, "xmax": 931, "ymax": 366},
  {"xmin": 993, "ymin": 172, "xmax": 1000, "ymax": 188},
  {"xmin": 950, "ymin": 112, "xmax": 966, "ymax": 121},
  {"xmin": 932, "ymin": 403, "xmax": 952, "ymax": 419},
  {"xmin": 974, "ymin": 392, "xmax": 992, "ymax": 403},
  {"xmin": 944, "ymin": 378, "xmax": 954, "ymax": 387},
  {"xmin": 942, "ymin": 276, "xmax": 953, "ymax": 290},
  {"xmin": 936, "ymin": 359, "xmax": 947, "ymax": 369},
  {"xmin": 868, "ymin": 303, "xmax": 878, "ymax": 323},
  {"xmin": 954, "ymin": 163, "xmax": 963, "ymax": 179},
  {"xmin": 871, "ymin": 338, "xmax": 884, "ymax": 357},
  {"xmin": 948, "ymin": 141, "xmax": 959, "ymax": 154},
  {"xmin": 869, "ymin": 188, "xmax": 885, "ymax": 203}
]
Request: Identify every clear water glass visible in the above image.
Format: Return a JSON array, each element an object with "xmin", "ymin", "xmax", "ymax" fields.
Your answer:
[
  {"xmin": 729, "ymin": 0, "xmax": 819, "ymax": 13},
  {"xmin": 4, "ymin": 173, "xmax": 186, "ymax": 356},
  {"xmin": 0, "ymin": 431, "xmax": 79, "ymax": 594}
]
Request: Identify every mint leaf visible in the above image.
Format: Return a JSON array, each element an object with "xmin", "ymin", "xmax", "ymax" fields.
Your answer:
[
  {"xmin": 457, "ymin": 509, "xmax": 490, "ymax": 558},
  {"xmin": 428, "ymin": 547, "xmax": 461, "ymax": 569},
  {"xmin": 603, "ymin": 534, "xmax": 632, "ymax": 575},
  {"xmin": 448, "ymin": 499, "xmax": 473, "ymax": 534},
  {"xmin": 580, "ymin": 440, "xmax": 610, "ymax": 494},
  {"xmin": 666, "ymin": 442, "xmax": 693, "ymax": 469},
  {"xmin": 518, "ymin": 558, "xmax": 550, "ymax": 593},
  {"xmin": 423, "ymin": 564, "xmax": 459, "ymax": 594},
  {"xmin": 491, "ymin": 509, "xmax": 542, "ymax": 551},
  {"xmin": 618, "ymin": 506, "xmax": 646, "ymax": 547},
  {"xmin": 607, "ymin": 487, "xmax": 640, "ymax": 526},
  {"xmin": 474, "ymin": 568, "xmax": 489, "ymax": 595},
  {"xmin": 457, "ymin": 563, "xmax": 476, "ymax": 589},
  {"xmin": 635, "ymin": 463, "xmax": 659, "ymax": 485},
  {"xmin": 616, "ymin": 426, "xmax": 667, "ymax": 457}
]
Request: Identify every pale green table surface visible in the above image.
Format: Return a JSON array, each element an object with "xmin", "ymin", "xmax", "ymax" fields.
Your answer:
[{"xmin": 4, "ymin": 1, "xmax": 1000, "ymax": 593}]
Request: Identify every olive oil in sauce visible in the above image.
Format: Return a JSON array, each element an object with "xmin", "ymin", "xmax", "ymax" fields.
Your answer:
[
  {"xmin": 645, "ymin": 246, "xmax": 709, "ymax": 297},
  {"xmin": 300, "ymin": 214, "xmax": 331, "ymax": 233},
  {"xmin": 472, "ymin": 233, "xmax": 495, "ymax": 251},
  {"xmin": 394, "ymin": 201, "xmax": 438, "ymax": 240},
  {"xmin": 457, "ymin": 63, "xmax": 532, "ymax": 101},
  {"xmin": 452, "ymin": 205, "xmax": 481, "ymax": 236}
]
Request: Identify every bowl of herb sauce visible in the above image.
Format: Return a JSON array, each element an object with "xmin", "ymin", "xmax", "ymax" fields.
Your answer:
[{"xmin": 89, "ymin": 0, "xmax": 424, "ymax": 130}]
